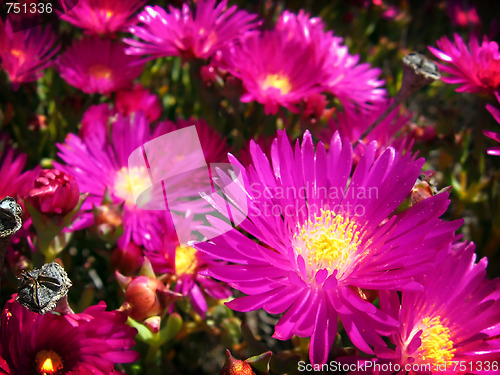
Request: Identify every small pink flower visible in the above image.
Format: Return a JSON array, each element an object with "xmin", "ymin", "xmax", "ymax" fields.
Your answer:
[
  {"xmin": 61, "ymin": 0, "xmax": 146, "ymax": 35},
  {"xmin": 55, "ymin": 36, "xmax": 144, "ymax": 95},
  {"xmin": 0, "ymin": 21, "xmax": 59, "ymax": 89},
  {"xmin": 429, "ymin": 34, "xmax": 500, "ymax": 95},
  {"xmin": 484, "ymin": 92, "xmax": 500, "ymax": 155},
  {"xmin": 124, "ymin": 0, "xmax": 260, "ymax": 60}
]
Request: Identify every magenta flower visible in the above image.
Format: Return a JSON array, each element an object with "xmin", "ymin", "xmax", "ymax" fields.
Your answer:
[
  {"xmin": 446, "ymin": 0, "xmax": 481, "ymax": 29},
  {"xmin": 145, "ymin": 214, "xmax": 232, "ymax": 318},
  {"xmin": 484, "ymin": 92, "xmax": 500, "ymax": 156},
  {"xmin": 79, "ymin": 103, "xmax": 116, "ymax": 139},
  {"xmin": 55, "ymin": 111, "xmax": 166, "ymax": 250},
  {"xmin": 275, "ymin": 11, "xmax": 385, "ymax": 110},
  {"xmin": 377, "ymin": 242, "xmax": 500, "ymax": 374},
  {"xmin": 195, "ymin": 130, "xmax": 461, "ymax": 364},
  {"xmin": 55, "ymin": 36, "xmax": 144, "ymax": 95},
  {"xmin": 224, "ymin": 29, "xmax": 331, "ymax": 114},
  {"xmin": 124, "ymin": 0, "xmax": 260, "ymax": 60},
  {"xmin": 0, "ymin": 297, "xmax": 138, "ymax": 375},
  {"xmin": 60, "ymin": 0, "xmax": 146, "ymax": 35},
  {"xmin": 318, "ymin": 100, "xmax": 414, "ymax": 160},
  {"xmin": 0, "ymin": 21, "xmax": 59, "ymax": 89},
  {"xmin": 225, "ymin": 11, "xmax": 384, "ymax": 114},
  {"xmin": 429, "ymin": 34, "xmax": 500, "ymax": 95}
]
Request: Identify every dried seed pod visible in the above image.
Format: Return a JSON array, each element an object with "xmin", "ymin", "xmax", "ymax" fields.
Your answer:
[
  {"xmin": 0, "ymin": 197, "xmax": 23, "ymax": 284},
  {"xmin": 17, "ymin": 262, "xmax": 72, "ymax": 314}
]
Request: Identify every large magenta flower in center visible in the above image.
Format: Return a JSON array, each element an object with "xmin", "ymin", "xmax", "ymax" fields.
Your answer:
[{"xmin": 195, "ymin": 130, "xmax": 461, "ymax": 364}]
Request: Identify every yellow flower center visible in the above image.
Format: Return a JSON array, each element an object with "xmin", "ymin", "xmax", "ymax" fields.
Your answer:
[
  {"xmin": 35, "ymin": 350, "xmax": 63, "ymax": 375},
  {"xmin": 113, "ymin": 166, "xmax": 151, "ymax": 207},
  {"xmin": 293, "ymin": 210, "xmax": 361, "ymax": 279},
  {"xmin": 261, "ymin": 74, "xmax": 292, "ymax": 94},
  {"xmin": 175, "ymin": 245, "xmax": 198, "ymax": 275},
  {"xmin": 104, "ymin": 10, "xmax": 113, "ymax": 19},
  {"xmin": 88, "ymin": 64, "xmax": 113, "ymax": 80},
  {"xmin": 10, "ymin": 49, "xmax": 25, "ymax": 64},
  {"xmin": 418, "ymin": 316, "xmax": 456, "ymax": 365}
]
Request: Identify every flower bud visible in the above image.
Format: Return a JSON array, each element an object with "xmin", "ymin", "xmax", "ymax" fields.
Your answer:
[
  {"xmin": 220, "ymin": 350, "xmax": 255, "ymax": 375},
  {"xmin": 123, "ymin": 276, "xmax": 164, "ymax": 321},
  {"xmin": 111, "ymin": 242, "xmax": 143, "ymax": 276},
  {"xmin": 28, "ymin": 169, "xmax": 79, "ymax": 216},
  {"xmin": 94, "ymin": 203, "xmax": 123, "ymax": 242}
]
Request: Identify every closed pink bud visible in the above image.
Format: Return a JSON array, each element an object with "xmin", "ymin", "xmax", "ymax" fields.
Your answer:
[
  {"xmin": 124, "ymin": 276, "xmax": 165, "ymax": 322},
  {"xmin": 28, "ymin": 169, "xmax": 79, "ymax": 215}
]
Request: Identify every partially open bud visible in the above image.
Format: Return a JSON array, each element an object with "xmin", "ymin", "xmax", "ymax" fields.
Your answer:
[
  {"xmin": 123, "ymin": 276, "xmax": 163, "ymax": 321},
  {"xmin": 28, "ymin": 169, "xmax": 79, "ymax": 216},
  {"xmin": 119, "ymin": 275, "xmax": 181, "ymax": 322},
  {"xmin": 220, "ymin": 350, "xmax": 255, "ymax": 375}
]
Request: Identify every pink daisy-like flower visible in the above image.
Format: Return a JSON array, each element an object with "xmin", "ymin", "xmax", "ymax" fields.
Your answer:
[
  {"xmin": 484, "ymin": 92, "xmax": 500, "ymax": 156},
  {"xmin": 318, "ymin": 100, "xmax": 414, "ymax": 160},
  {"xmin": 56, "ymin": 110, "xmax": 228, "ymax": 250},
  {"xmin": 55, "ymin": 36, "xmax": 144, "ymax": 95},
  {"xmin": 55, "ymin": 111, "xmax": 166, "ymax": 250},
  {"xmin": 60, "ymin": 0, "xmax": 146, "ymax": 35},
  {"xmin": 0, "ymin": 297, "xmax": 138, "ymax": 375},
  {"xmin": 429, "ymin": 34, "xmax": 500, "ymax": 95},
  {"xmin": 371, "ymin": 242, "xmax": 500, "ymax": 375},
  {"xmin": 275, "ymin": 11, "xmax": 386, "ymax": 110},
  {"xmin": 145, "ymin": 214, "xmax": 232, "ymax": 317},
  {"xmin": 124, "ymin": 0, "xmax": 260, "ymax": 60},
  {"xmin": 224, "ymin": 28, "xmax": 331, "ymax": 114},
  {"xmin": 0, "ymin": 21, "xmax": 59, "ymax": 89},
  {"xmin": 194, "ymin": 130, "xmax": 462, "ymax": 364},
  {"xmin": 225, "ymin": 11, "xmax": 384, "ymax": 114}
]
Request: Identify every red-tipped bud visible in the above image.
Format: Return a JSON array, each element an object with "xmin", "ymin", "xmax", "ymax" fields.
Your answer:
[
  {"xmin": 28, "ymin": 169, "xmax": 79, "ymax": 216},
  {"xmin": 220, "ymin": 350, "xmax": 255, "ymax": 375}
]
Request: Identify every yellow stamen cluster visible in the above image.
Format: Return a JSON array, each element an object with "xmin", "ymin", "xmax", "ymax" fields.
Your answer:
[
  {"xmin": 418, "ymin": 316, "xmax": 456, "ymax": 365},
  {"xmin": 293, "ymin": 210, "xmax": 361, "ymax": 278},
  {"xmin": 175, "ymin": 246, "xmax": 198, "ymax": 275},
  {"xmin": 113, "ymin": 166, "xmax": 151, "ymax": 207},
  {"xmin": 261, "ymin": 74, "xmax": 292, "ymax": 94},
  {"xmin": 35, "ymin": 350, "xmax": 63, "ymax": 375},
  {"xmin": 88, "ymin": 64, "xmax": 113, "ymax": 80}
]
